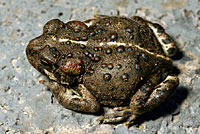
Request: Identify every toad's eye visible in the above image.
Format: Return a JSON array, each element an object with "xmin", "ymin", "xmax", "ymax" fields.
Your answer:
[{"xmin": 39, "ymin": 46, "xmax": 60, "ymax": 64}]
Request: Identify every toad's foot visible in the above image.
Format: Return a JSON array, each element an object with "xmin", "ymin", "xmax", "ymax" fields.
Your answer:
[
  {"xmin": 39, "ymin": 80, "xmax": 100, "ymax": 113},
  {"xmin": 98, "ymin": 108, "xmax": 134, "ymax": 124}
]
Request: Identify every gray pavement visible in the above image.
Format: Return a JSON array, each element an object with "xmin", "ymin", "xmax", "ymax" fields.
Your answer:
[{"xmin": 0, "ymin": 0, "xmax": 200, "ymax": 133}]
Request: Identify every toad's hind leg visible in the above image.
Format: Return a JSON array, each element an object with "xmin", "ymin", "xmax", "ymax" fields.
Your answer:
[
  {"xmin": 131, "ymin": 16, "xmax": 177, "ymax": 57},
  {"xmin": 147, "ymin": 21, "xmax": 177, "ymax": 57},
  {"xmin": 129, "ymin": 75, "xmax": 179, "ymax": 118},
  {"xmin": 39, "ymin": 80, "xmax": 100, "ymax": 113},
  {"xmin": 98, "ymin": 75, "xmax": 179, "ymax": 125}
]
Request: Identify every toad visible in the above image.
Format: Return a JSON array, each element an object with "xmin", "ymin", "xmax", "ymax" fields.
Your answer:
[{"xmin": 26, "ymin": 15, "xmax": 179, "ymax": 125}]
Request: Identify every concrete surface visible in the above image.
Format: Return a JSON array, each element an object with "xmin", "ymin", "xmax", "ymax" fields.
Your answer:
[{"xmin": 0, "ymin": 0, "xmax": 200, "ymax": 133}]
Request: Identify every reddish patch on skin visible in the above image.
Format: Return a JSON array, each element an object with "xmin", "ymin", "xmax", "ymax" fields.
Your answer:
[
  {"xmin": 61, "ymin": 59, "xmax": 83, "ymax": 76},
  {"xmin": 146, "ymin": 87, "xmax": 152, "ymax": 92}
]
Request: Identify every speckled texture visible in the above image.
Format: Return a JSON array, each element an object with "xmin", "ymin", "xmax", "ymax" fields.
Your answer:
[{"xmin": 0, "ymin": 0, "xmax": 199, "ymax": 134}]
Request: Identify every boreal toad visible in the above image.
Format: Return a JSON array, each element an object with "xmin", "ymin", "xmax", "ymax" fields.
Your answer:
[{"xmin": 26, "ymin": 15, "xmax": 179, "ymax": 125}]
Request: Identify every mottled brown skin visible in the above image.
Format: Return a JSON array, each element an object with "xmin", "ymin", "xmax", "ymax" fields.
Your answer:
[{"xmin": 26, "ymin": 15, "xmax": 179, "ymax": 125}]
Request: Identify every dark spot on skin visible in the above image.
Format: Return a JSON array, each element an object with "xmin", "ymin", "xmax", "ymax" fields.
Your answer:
[
  {"xmin": 50, "ymin": 47, "xmax": 59, "ymax": 58},
  {"xmin": 84, "ymin": 51, "xmax": 89, "ymax": 56},
  {"xmin": 75, "ymin": 37, "xmax": 81, "ymax": 41},
  {"xmin": 103, "ymin": 37, "xmax": 107, "ymax": 42},
  {"xmin": 88, "ymin": 53, "xmax": 94, "ymax": 58},
  {"xmin": 66, "ymin": 41, "xmax": 71, "ymax": 45},
  {"xmin": 80, "ymin": 44, "xmax": 86, "ymax": 49},
  {"xmin": 81, "ymin": 36, "xmax": 88, "ymax": 41},
  {"xmin": 108, "ymin": 63, "xmax": 114, "ymax": 70},
  {"xmin": 121, "ymin": 73, "xmax": 129, "ymax": 81},
  {"xmin": 127, "ymin": 47, "xmax": 133, "ymax": 51},
  {"xmin": 141, "ymin": 53, "xmax": 148, "ymax": 61},
  {"xmin": 147, "ymin": 47, "xmax": 154, "ymax": 52},
  {"xmin": 101, "ymin": 63, "xmax": 107, "ymax": 68},
  {"xmin": 135, "ymin": 64, "xmax": 141, "ymax": 71},
  {"xmin": 123, "ymin": 111, "xmax": 132, "ymax": 115},
  {"xmin": 125, "ymin": 28, "xmax": 133, "ymax": 33},
  {"xmin": 98, "ymin": 39, "xmax": 102, "ymax": 42},
  {"xmin": 116, "ymin": 46, "xmax": 125, "ymax": 53},
  {"xmin": 103, "ymin": 73, "xmax": 112, "ymax": 81},
  {"xmin": 108, "ymin": 87, "xmax": 115, "ymax": 91},
  {"xmin": 106, "ymin": 21, "xmax": 111, "ymax": 26},
  {"xmin": 167, "ymin": 47, "xmax": 176, "ymax": 55},
  {"xmin": 90, "ymin": 31, "xmax": 96, "ymax": 36},
  {"xmin": 162, "ymin": 38, "xmax": 172, "ymax": 44},
  {"xmin": 155, "ymin": 24, "xmax": 165, "ymax": 33},
  {"xmin": 98, "ymin": 47, "xmax": 102, "ymax": 51},
  {"xmin": 61, "ymin": 55, "xmax": 65, "ymax": 59},
  {"xmin": 53, "ymin": 54, "xmax": 57, "ymax": 58},
  {"xmin": 67, "ymin": 53, "xmax": 73, "ymax": 58},
  {"xmin": 141, "ymin": 86, "xmax": 152, "ymax": 93},
  {"xmin": 93, "ymin": 56, "xmax": 101, "ymax": 62},
  {"xmin": 138, "ymin": 42, "xmax": 143, "ymax": 47},
  {"xmin": 60, "ymin": 42, "xmax": 65, "ymax": 45},
  {"xmin": 86, "ymin": 69, "xmax": 94, "ymax": 75},
  {"xmin": 47, "ymin": 33, "xmax": 54, "ymax": 36},
  {"xmin": 116, "ymin": 64, "xmax": 122, "ymax": 69},
  {"xmin": 129, "ymin": 35, "xmax": 134, "ymax": 40},
  {"xmin": 94, "ymin": 47, "xmax": 99, "ymax": 51},
  {"xmin": 96, "ymin": 22, "xmax": 100, "ymax": 26},
  {"xmin": 106, "ymin": 48, "xmax": 112, "ymax": 54},
  {"xmin": 96, "ymin": 29, "xmax": 103, "ymax": 34},
  {"xmin": 110, "ymin": 33, "xmax": 118, "ymax": 41},
  {"xmin": 77, "ymin": 51, "xmax": 81, "ymax": 55},
  {"xmin": 74, "ymin": 29, "xmax": 80, "ymax": 33}
]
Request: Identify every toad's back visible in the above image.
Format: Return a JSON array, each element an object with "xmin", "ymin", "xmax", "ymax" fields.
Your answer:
[
  {"xmin": 56, "ymin": 16, "xmax": 166, "ymax": 56},
  {"xmin": 82, "ymin": 44, "xmax": 172, "ymax": 106}
]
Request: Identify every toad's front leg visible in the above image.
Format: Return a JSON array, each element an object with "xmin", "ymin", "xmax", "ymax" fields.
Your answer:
[
  {"xmin": 99, "ymin": 75, "xmax": 179, "ymax": 125},
  {"xmin": 40, "ymin": 80, "xmax": 100, "ymax": 113}
]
